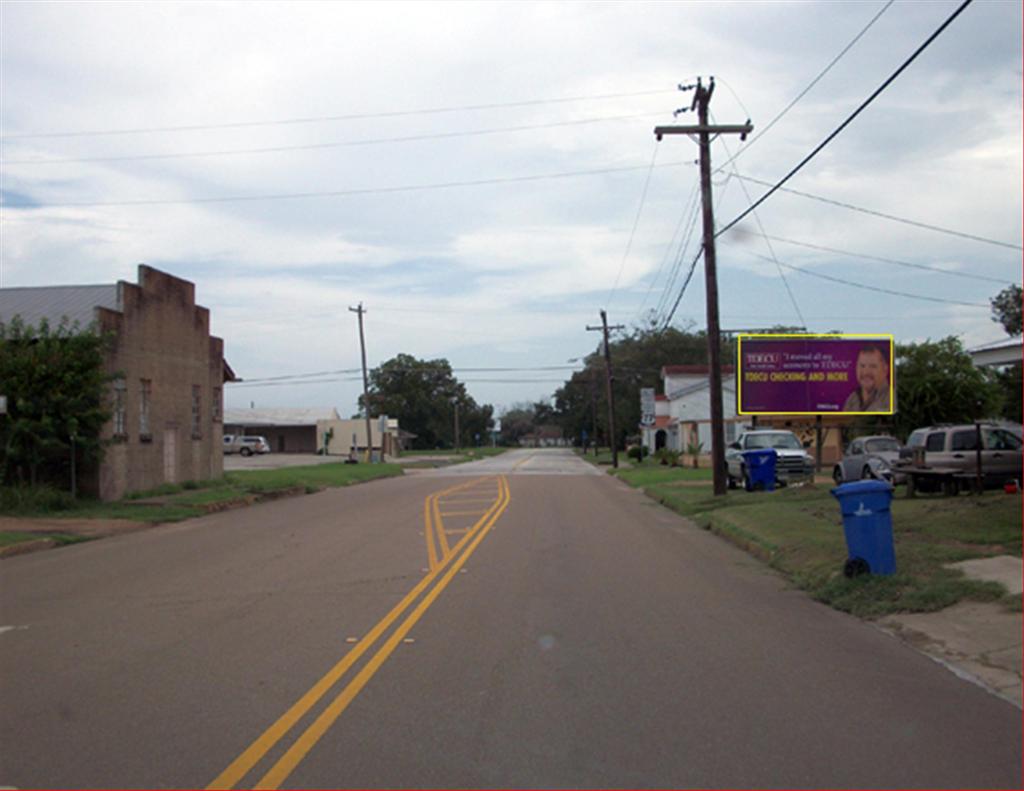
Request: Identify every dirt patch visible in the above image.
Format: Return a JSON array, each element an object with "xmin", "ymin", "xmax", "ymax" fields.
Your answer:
[{"xmin": 0, "ymin": 516, "xmax": 150, "ymax": 539}]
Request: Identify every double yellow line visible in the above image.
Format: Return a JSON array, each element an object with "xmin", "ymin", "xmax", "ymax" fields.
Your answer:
[
  {"xmin": 208, "ymin": 475, "xmax": 510, "ymax": 790},
  {"xmin": 424, "ymin": 476, "xmax": 503, "ymax": 571}
]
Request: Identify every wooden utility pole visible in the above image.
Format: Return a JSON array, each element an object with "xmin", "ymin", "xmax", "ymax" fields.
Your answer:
[
  {"xmin": 587, "ymin": 310, "xmax": 625, "ymax": 468},
  {"xmin": 349, "ymin": 303, "xmax": 374, "ymax": 463},
  {"xmin": 655, "ymin": 77, "xmax": 752, "ymax": 496}
]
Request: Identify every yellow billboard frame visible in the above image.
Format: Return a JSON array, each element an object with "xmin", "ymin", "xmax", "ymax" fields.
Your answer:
[{"xmin": 736, "ymin": 333, "xmax": 895, "ymax": 416}]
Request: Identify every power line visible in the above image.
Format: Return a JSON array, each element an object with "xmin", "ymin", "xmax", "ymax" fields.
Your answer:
[
  {"xmin": 17, "ymin": 160, "xmax": 694, "ymax": 209},
  {"xmin": 730, "ymin": 174, "xmax": 1023, "ymax": 251},
  {"xmin": 714, "ymin": 0, "xmax": 895, "ymax": 171},
  {"xmin": 716, "ymin": 0, "xmax": 976, "ymax": 240},
  {"xmin": 659, "ymin": 248, "xmax": 703, "ymax": 331},
  {"xmin": 712, "ymin": 115, "xmax": 806, "ymax": 327},
  {"xmin": 634, "ymin": 179, "xmax": 700, "ymax": 321},
  {"xmin": 232, "ymin": 363, "xmax": 587, "ymax": 386},
  {"xmin": 748, "ymin": 233, "xmax": 1016, "ymax": 285},
  {"xmin": 2, "ymin": 88, "xmax": 676, "ymax": 141},
  {"xmin": 742, "ymin": 250, "xmax": 989, "ymax": 307},
  {"xmin": 3, "ymin": 111, "xmax": 668, "ymax": 166},
  {"xmin": 605, "ymin": 142, "xmax": 659, "ymax": 310},
  {"xmin": 651, "ymin": 188, "xmax": 702, "ymax": 321}
]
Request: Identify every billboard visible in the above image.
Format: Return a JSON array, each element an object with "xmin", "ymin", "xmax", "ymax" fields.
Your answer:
[{"xmin": 737, "ymin": 334, "xmax": 894, "ymax": 416}]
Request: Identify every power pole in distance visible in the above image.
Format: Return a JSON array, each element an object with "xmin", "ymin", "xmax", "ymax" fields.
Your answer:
[
  {"xmin": 655, "ymin": 77, "xmax": 752, "ymax": 496},
  {"xmin": 349, "ymin": 303, "xmax": 374, "ymax": 463},
  {"xmin": 587, "ymin": 310, "xmax": 625, "ymax": 468}
]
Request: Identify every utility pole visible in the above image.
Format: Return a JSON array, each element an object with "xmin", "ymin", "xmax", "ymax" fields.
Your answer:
[
  {"xmin": 349, "ymin": 303, "xmax": 374, "ymax": 463},
  {"xmin": 452, "ymin": 397, "xmax": 460, "ymax": 452},
  {"xmin": 655, "ymin": 77, "xmax": 752, "ymax": 496},
  {"xmin": 587, "ymin": 310, "xmax": 625, "ymax": 468}
]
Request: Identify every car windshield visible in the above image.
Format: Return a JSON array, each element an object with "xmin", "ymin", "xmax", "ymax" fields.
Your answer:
[
  {"xmin": 906, "ymin": 430, "xmax": 927, "ymax": 448},
  {"xmin": 746, "ymin": 433, "xmax": 801, "ymax": 450},
  {"xmin": 865, "ymin": 438, "xmax": 899, "ymax": 453}
]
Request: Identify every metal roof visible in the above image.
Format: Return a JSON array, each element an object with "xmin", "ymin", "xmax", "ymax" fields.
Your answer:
[
  {"xmin": 223, "ymin": 407, "xmax": 341, "ymax": 426},
  {"xmin": 0, "ymin": 285, "xmax": 119, "ymax": 331}
]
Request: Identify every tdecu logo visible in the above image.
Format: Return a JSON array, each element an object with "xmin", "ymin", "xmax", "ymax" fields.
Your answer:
[{"xmin": 746, "ymin": 352, "xmax": 780, "ymax": 365}]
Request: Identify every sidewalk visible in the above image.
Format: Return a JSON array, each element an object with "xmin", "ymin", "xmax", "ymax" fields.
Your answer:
[{"xmin": 877, "ymin": 555, "xmax": 1022, "ymax": 708}]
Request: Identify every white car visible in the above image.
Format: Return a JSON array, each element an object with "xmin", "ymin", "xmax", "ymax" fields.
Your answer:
[
  {"xmin": 725, "ymin": 430, "xmax": 814, "ymax": 489},
  {"xmin": 223, "ymin": 434, "xmax": 271, "ymax": 456}
]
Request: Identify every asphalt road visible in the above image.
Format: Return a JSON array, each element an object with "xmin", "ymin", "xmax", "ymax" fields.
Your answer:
[{"xmin": 1, "ymin": 449, "xmax": 1020, "ymax": 788}]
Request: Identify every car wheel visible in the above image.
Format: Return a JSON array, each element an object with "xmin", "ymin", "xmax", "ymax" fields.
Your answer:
[
  {"xmin": 240, "ymin": 447, "xmax": 252, "ymax": 457},
  {"xmin": 725, "ymin": 463, "xmax": 737, "ymax": 489},
  {"xmin": 741, "ymin": 465, "xmax": 751, "ymax": 491},
  {"xmin": 832, "ymin": 466, "xmax": 843, "ymax": 485},
  {"xmin": 862, "ymin": 465, "xmax": 874, "ymax": 480}
]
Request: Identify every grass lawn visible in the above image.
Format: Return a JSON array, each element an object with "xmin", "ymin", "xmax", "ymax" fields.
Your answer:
[
  {"xmin": 614, "ymin": 465, "xmax": 1022, "ymax": 617},
  {"xmin": 0, "ymin": 462, "xmax": 404, "ymax": 527}
]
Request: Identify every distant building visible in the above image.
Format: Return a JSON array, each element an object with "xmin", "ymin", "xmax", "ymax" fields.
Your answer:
[
  {"xmin": 519, "ymin": 425, "xmax": 567, "ymax": 447},
  {"xmin": 640, "ymin": 365, "xmax": 742, "ymax": 454},
  {"xmin": 0, "ymin": 266, "xmax": 235, "ymax": 500},
  {"xmin": 224, "ymin": 407, "xmax": 341, "ymax": 453}
]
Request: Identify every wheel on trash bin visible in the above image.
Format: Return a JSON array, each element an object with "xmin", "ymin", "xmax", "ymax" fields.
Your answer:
[{"xmin": 843, "ymin": 557, "xmax": 870, "ymax": 578}]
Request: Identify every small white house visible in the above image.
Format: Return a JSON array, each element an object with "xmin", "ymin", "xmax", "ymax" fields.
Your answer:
[{"xmin": 641, "ymin": 365, "xmax": 746, "ymax": 454}]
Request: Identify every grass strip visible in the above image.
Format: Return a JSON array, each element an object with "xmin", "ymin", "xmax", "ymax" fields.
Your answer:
[{"xmin": 614, "ymin": 465, "xmax": 1021, "ymax": 618}]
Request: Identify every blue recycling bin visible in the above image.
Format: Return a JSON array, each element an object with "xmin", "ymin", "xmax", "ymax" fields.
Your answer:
[
  {"xmin": 742, "ymin": 449, "xmax": 777, "ymax": 492},
  {"xmin": 830, "ymin": 479, "xmax": 896, "ymax": 576}
]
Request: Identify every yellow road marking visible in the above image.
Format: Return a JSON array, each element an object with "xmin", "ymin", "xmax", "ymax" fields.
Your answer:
[
  {"xmin": 432, "ymin": 492, "xmax": 451, "ymax": 560},
  {"xmin": 423, "ymin": 494, "xmax": 438, "ymax": 572},
  {"xmin": 253, "ymin": 477, "xmax": 510, "ymax": 790},
  {"xmin": 512, "ymin": 455, "xmax": 533, "ymax": 470},
  {"xmin": 439, "ymin": 509, "xmax": 488, "ymax": 517},
  {"xmin": 208, "ymin": 475, "xmax": 508, "ymax": 790}
]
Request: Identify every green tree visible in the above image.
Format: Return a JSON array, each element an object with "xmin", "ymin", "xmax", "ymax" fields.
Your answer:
[
  {"xmin": 360, "ymin": 354, "xmax": 493, "ymax": 449},
  {"xmin": 891, "ymin": 337, "xmax": 1002, "ymax": 439},
  {"xmin": 553, "ymin": 320, "xmax": 734, "ymax": 449},
  {"xmin": 990, "ymin": 284, "xmax": 1022, "ymax": 336},
  {"xmin": 0, "ymin": 317, "xmax": 112, "ymax": 489}
]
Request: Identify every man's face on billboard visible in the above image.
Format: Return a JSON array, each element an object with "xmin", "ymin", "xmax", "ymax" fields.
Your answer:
[{"xmin": 856, "ymin": 349, "xmax": 888, "ymax": 393}]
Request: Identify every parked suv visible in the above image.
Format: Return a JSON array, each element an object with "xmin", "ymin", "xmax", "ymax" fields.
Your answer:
[
  {"xmin": 900, "ymin": 423, "xmax": 1022, "ymax": 486},
  {"xmin": 725, "ymin": 430, "xmax": 815, "ymax": 489},
  {"xmin": 223, "ymin": 434, "xmax": 271, "ymax": 456}
]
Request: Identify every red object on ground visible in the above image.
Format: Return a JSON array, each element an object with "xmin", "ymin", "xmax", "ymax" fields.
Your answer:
[{"xmin": 1004, "ymin": 480, "xmax": 1019, "ymax": 494}]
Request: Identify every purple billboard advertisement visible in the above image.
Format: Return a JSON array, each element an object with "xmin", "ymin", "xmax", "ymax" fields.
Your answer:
[{"xmin": 737, "ymin": 335, "xmax": 894, "ymax": 415}]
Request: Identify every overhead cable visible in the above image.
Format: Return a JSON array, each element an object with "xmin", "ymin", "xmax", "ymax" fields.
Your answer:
[
  {"xmin": 731, "ymin": 174, "xmax": 1023, "ymax": 252},
  {"xmin": 714, "ymin": 0, "xmax": 895, "ymax": 171},
  {"xmin": 716, "ymin": 0, "xmax": 976, "ymax": 240},
  {"xmin": 743, "ymin": 250, "xmax": 989, "ymax": 307},
  {"xmin": 604, "ymin": 142, "xmax": 660, "ymax": 310},
  {"xmin": 4, "ymin": 111, "xmax": 668, "ymax": 166},
  {"xmin": 750, "ymin": 233, "xmax": 1016, "ymax": 284},
  {"xmin": 16, "ymin": 160, "xmax": 694, "ymax": 209},
  {"xmin": 3, "ymin": 88, "xmax": 676, "ymax": 140}
]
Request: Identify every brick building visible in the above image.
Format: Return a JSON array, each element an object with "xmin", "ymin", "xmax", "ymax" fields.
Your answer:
[{"xmin": 0, "ymin": 266, "xmax": 234, "ymax": 500}]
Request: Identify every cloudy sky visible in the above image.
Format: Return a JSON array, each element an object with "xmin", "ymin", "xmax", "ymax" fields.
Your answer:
[{"xmin": 1, "ymin": 0, "xmax": 1020, "ymax": 418}]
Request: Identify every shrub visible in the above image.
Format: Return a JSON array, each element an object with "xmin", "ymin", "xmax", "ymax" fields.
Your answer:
[{"xmin": 0, "ymin": 485, "xmax": 78, "ymax": 513}]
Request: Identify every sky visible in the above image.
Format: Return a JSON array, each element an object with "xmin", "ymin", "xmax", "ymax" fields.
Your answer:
[{"xmin": 1, "ymin": 0, "xmax": 1021, "ymax": 419}]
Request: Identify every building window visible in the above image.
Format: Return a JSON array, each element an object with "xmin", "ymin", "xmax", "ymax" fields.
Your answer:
[
  {"xmin": 113, "ymin": 378, "xmax": 127, "ymax": 438},
  {"xmin": 139, "ymin": 379, "xmax": 152, "ymax": 440},
  {"xmin": 191, "ymin": 385, "xmax": 202, "ymax": 439},
  {"xmin": 212, "ymin": 387, "xmax": 222, "ymax": 423}
]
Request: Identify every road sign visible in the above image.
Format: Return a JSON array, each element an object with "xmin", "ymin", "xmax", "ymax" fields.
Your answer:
[{"xmin": 640, "ymin": 388, "xmax": 656, "ymax": 427}]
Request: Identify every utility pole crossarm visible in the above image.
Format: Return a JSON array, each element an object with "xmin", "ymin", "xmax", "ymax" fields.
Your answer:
[{"xmin": 655, "ymin": 124, "xmax": 753, "ymax": 140}]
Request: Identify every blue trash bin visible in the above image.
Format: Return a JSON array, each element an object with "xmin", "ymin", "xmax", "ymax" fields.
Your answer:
[
  {"xmin": 742, "ymin": 449, "xmax": 777, "ymax": 492},
  {"xmin": 830, "ymin": 479, "xmax": 896, "ymax": 576}
]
